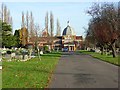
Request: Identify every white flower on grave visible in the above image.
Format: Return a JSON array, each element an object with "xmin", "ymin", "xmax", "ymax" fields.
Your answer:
[{"xmin": 15, "ymin": 75, "xmax": 18, "ymax": 77}]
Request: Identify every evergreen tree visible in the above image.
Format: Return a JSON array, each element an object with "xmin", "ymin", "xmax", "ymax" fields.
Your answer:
[
  {"xmin": 2, "ymin": 22, "xmax": 17, "ymax": 48},
  {"xmin": 14, "ymin": 30, "xmax": 20, "ymax": 47}
]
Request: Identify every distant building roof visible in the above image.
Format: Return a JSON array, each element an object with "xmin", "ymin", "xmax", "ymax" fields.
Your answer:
[{"xmin": 76, "ymin": 36, "xmax": 83, "ymax": 40}]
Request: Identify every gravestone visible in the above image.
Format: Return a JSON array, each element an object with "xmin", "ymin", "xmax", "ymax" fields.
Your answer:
[
  {"xmin": 40, "ymin": 51, "xmax": 43, "ymax": 55},
  {"xmin": 24, "ymin": 55, "xmax": 28, "ymax": 60},
  {"xmin": 11, "ymin": 53, "xmax": 16, "ymax": 59},
  {"xmin": 7, "ymin": 54, "xmax": 11, "ymax": 61},
  {"xmin": 6, "ymin": 51, "xmax": 11, "ymax": 61},
  {"xmin": 19, "ymin": 55, "xmax": 23, "ymax": 60}
]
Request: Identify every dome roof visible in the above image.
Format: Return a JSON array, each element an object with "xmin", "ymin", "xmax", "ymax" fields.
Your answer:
[{"xmin": 62, "ymin": 25, "xmax": 76, "ymax": 36}]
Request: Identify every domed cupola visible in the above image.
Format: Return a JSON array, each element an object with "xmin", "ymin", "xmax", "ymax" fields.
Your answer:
[{"xmin": 62, "ymin": 21, "xmax": 76, "ymax": 36}]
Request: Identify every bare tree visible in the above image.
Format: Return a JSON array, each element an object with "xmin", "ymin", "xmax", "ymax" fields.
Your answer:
[
  {"xmin": 21, "ymin": 11, "xmax": 25, "ymax": 28},
  {"xmin": 50, "ymin": 11, "xmax": 54, "ymax": 37},
  {"xmin": 56, "ymin": 18, "xmax": 61, "ymax": 36},
  {"xmin": 4, "ymin": 5, "xmax": 7, "ymax": 23},
  {"xmin": 1, "ymin": 3, "xmax": 4, "ymax": 22},
  {"xmin": 87, "ymin": 3, "xmax": 118, "ymax": 57},
  {"xmin": 85, "ymin": 22, "xmax": 96, "ymax": 49},
  {"xmin": 10, "ymin": 16, "xmax": 13, "ymax": 29},
  {"xmin": 45, "ymin": 11, "xmax": 49, "ymax": 36},
  {"xmin": 34, "ymin": 24, "xmax": 41, "ymax": 37},
  {"xmin": 7, "ymin": 9, "xmax": 10, "ymax": 24},
  {"xmin": 1, "ymin": 3, "xmax": 12, "ymax": 25},
  {"xmin": 26, "ymin": 11, "xmax": 29, "ymax": 30},
  {"xmin": 29, "ymin": 11, "xmax": 35, "ymax": 37}
]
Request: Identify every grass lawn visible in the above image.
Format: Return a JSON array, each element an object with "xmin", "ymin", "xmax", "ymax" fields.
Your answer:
[
  {"xmin": 0, "ymin": 70, "xmax": 1, "ymax": 89},
  {"xmin": 78, "ymin": 50, "xmax": 119, "ymax": 66},
  {"xmin": 2, "ymin": 52, "xmax": 61, "ymax": 88}
]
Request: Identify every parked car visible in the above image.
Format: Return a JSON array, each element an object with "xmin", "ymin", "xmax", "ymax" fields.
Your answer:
[
  {"xmin": 63, "ymin": 48, "xmax": 68, "ymax": 52},
  {"xmin": 90, "ymin": 49, "xmax": 95, "ymax": 52}
]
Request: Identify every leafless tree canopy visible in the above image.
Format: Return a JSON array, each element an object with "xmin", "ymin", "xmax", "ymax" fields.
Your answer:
[
  {"xmin": 50, "ymin": 11, "xmax": 54, "ymax": 37},
  {"xmin": 45, "ymin": 11, "xmax": 49, "ymax": 37},
  {"xmin": 56, "ymin": 18, "xmax": 61, "ymax": 36},
  {"xmin": 1, "ymin": 3, "xmax": 13, "ymax": 26},
  {"xmin": 86, "ymin": 2, "xmax": 119, "ymax": 57}
]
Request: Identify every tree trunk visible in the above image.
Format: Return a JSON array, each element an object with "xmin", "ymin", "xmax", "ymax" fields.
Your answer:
[
  {"xmin": 101, "ymin": 46, "xmax": 104, "ymax": 55},
  {"xmin": 111, "ymin": 43, "xmax": 116, "ymax": 58},
  {"xmin": 105, "ymin": 48, "xmax": 107, "ymax": 55},
  {"xmin": 29, "ymin": 49, "xmax": 32, "ymax": 59}
]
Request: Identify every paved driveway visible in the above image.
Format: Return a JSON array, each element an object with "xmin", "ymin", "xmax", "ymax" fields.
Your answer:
[{"xmin": 49, "ymin": 52, "xmax": 118, "ymax": 88}]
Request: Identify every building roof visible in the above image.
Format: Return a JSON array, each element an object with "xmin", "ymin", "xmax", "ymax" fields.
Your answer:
[
  {"xmin": 62, "ymin": 23, "xmax": 76, "ymax": 36},
  {"xmin": 29, "ymin": 36, "xmax": 61, "ymax": 43},
  {"xmin": 76, "ymin": 36, "xmax": 83, "ymax": 40}
]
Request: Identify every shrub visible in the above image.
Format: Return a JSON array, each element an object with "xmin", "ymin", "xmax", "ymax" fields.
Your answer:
[
  {"xmin": 7, "ymin": 51, "xmax": 11, "ymax": 54},
  {"xmin": 43, "ymin": 46, "xmax": 49, "ymax": 53}
]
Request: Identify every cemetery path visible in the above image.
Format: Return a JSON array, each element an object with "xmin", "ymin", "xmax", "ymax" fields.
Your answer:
[{"xmin": 49, "ymin": 52, "xmax": 118, "ymax": 88}]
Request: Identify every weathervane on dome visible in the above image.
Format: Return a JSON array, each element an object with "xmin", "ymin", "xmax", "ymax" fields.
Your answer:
[{"xmin": 67, "ymin": 21, "xmax": 69, "ymax": 26}]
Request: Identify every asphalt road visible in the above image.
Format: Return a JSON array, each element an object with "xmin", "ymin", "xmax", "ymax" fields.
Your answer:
[{"xmin": 49, "ymin": 52, "xmax": 118, "ymax": 88}]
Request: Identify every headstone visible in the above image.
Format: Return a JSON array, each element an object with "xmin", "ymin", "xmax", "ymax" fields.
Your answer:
[
  {"xmin": 0, "ymin": 58, "xmax": 1, "ymax": 61},
  {"xmin": 3, "ymin": 47, "xmax": 6, "ymax": 50},
  {"xmin": 19, "ymin": 55, "xmax": 23, "ymax": 60},
  {"xmin": 11, "ymin": 53, "xmax": 16, "ymax": 59},
  {"xmin": 24, "ymin": 55, "xmax": 28, "ymax": 60},
  {"xmin": 87, "ymin": 47, "xmax": 90, "ymax": 51},
  {"xmin": 28, "ymin": 49, "xmax": 32, "ymax": 59},
  {"xmin": 7, "ymin": 54, "xmax": 11, "ymax": 61},
  {"xmin": 22, "ymin": 49, "xmax": 27, "ymax": 60},
  {"xmin": 40, "ymin": 51, "xmax": 43, "ymax": 55},
  {"xmin": 6, "ymin": 51, "xmax": 11, "ymax": 61},
  {"xmin": 0, "ymin": 66, "xmax": 2, "ymax": 69},
  {"xmin": 95, "ymin": 49, "xmax": 101, "ymax": 53}
]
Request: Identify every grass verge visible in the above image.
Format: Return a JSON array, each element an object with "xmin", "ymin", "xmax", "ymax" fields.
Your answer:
[
  {"xmin": 2, "ymin": 52, "xmax": 61, "ymax": 88},
  {"xmin": 79, "ymin": 50, "xmax": 119, "ymax": 66}
]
